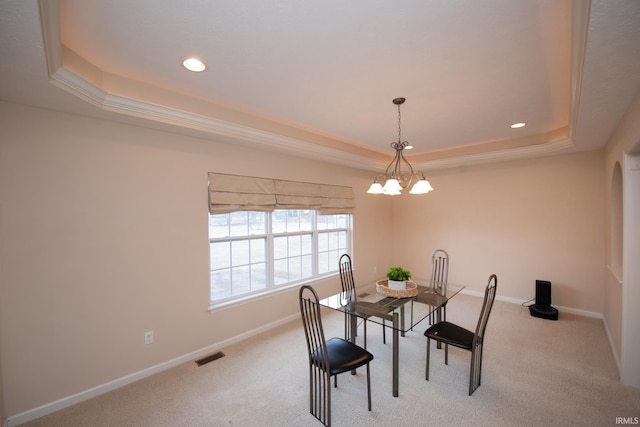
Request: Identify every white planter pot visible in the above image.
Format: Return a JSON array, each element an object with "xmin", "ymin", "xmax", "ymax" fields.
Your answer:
[{"xmin": 388, "ymin": 280, "xmax": 407, "ymax": 290}]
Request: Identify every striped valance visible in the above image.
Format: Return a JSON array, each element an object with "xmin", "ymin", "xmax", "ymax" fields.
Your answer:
[{"xmin": 208, "ymin": 173, "xmax": 355, "ymax": 215}]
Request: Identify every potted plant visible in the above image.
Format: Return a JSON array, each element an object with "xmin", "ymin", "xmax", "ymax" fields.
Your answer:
[{"xmin": 387, "ymin": 266, "xmax": 411, "ymax": 290}]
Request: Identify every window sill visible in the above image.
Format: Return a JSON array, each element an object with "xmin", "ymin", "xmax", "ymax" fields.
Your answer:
[{"xmin": 207, "ymin": 272, "xmax": 339, "ymax": 313}]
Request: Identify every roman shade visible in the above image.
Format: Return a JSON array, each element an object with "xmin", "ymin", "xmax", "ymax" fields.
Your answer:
[{"xmin": 208, "ymin": 173, "xmax": 355, "ymax": 215}]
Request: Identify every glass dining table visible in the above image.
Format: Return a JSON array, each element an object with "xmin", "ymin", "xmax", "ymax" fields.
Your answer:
[{"xmin": 318, "ymin": 279, "xmax": 465, "ymax": 397}]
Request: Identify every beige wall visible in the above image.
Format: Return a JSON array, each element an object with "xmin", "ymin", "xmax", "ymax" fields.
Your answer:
[
  {"xmin": 0, "ymin": 102, "xmax": 392, "ymax": 418},
  {"xmin": 0, "ymin": 100, "xmax": 614, "ymax": 420},
  {"xmin": 391, "ymin": 151, "xmax": 606, "ymax": 312},
  {"xmin": 604, "ymin": 90, "xmax": 640, "ymax": 388}
]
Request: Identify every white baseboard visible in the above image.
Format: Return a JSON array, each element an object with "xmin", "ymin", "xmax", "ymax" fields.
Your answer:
[
  {"xmin": 6, "ymin": 313, "xmax": 300, "ymax": 427},
  {"xmin": 460, "ymin": 289, "xmax": 604, "ymax": 319},
  {"xmin": 462, "ymin": 289, "xmax": 620, "ymax": 377},
  {"xmin": 601, "ymin": 315, "xmax": 622, "ymax": 378}
]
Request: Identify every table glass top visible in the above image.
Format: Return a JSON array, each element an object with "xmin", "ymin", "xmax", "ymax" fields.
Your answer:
[{"xmin": 318, "ymin": 279, "xmax": 465, "ymax": 332}]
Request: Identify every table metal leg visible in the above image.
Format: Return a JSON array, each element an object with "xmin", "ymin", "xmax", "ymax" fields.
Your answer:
[
  {"xmin": 350, "ymin": 313, "xmax": 358, "ymax": 375},
  {"xmin": 436, "ymin": 306, "xmax": 443, "ymax": 349},
  {"xmin": 392, "ymin": 312, "xmax": 399, "ymax": 397}
]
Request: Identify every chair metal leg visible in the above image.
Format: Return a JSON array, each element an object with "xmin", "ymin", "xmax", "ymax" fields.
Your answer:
[
  {"xmin": 444, "ymin": 343, "xmax": 449, "ymax": 365},
  {"xmin": 470, "ymin": 350, "xmax": 476, "ymax": 395},
  {"xmin": 310, "ymin": 365, "xmax": 331, "ymax": 426},
  {"xmin": 326, "ymin": 375, "xmax": 331, "ymax": 427},
  {"xmin": 366, "ymin": 362, "xmax": 372, "ymax": 411},
  {"xmin": 477, "ymin": 346, "xmax": 483, "ymax": 387},
  {"xmin": 469, "ymin": 344, "xmax": 483, "ymax": 395},
  {"xmin": 425, "ymin": 337, "xmax": 431, "ymax": 380},
  {"xmin": 435, "ymin": 307, "xmax": 443, "ymax": 349}
]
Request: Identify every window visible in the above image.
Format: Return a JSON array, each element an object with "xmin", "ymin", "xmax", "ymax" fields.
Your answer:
[{"xmin": 209, "ymin": 209, "xmax": 351, "ymax": 305}]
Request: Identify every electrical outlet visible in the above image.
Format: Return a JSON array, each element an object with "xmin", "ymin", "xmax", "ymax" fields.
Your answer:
[{"xmin": 144, "ymin": 331, "xmax": 154, "ymax": 345}]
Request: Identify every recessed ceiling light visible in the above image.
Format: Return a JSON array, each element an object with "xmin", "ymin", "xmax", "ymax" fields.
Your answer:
[
  {"xmin": 510, "ymin": 122, "xmax": 526, "ymax": 129},
  {"xmin": 182, "ymin": 57, "xmax": 207, "ymax": 72}
]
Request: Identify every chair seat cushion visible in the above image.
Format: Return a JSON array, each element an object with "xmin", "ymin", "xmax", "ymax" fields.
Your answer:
[
  {"xmin": 425, "ymin": 321, "xmax": 474, "ymax": 350},
  {"xmin": 312, "ymin": 337, "xmax": 374, "ymax": 375}
]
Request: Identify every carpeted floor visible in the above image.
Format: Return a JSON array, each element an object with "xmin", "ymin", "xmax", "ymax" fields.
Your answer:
[{"xmin": 21, "ymin": 294, "xmax": 640, "ymax": 426}]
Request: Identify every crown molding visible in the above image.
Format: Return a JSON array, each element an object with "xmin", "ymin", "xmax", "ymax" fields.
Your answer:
[
  {"xmin": 568, "ymin": 0, "xmax": 591, "ymax": 141},
  {"xmin": 413, "ymin": 138, "xmax": 575, "ymax": 171},
  {"xmin": 37, "ymin": 0, "xmax": 62, "ymax": 77},
  {"xmin": 38, "ymin": 0, "xmax": 585, "ymax": 173}
]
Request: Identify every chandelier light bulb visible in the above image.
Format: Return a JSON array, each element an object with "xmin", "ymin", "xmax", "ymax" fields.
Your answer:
[
  {"xmin": 367, "ymin": 181, "xmax": 384, "ymax": 194},
  {"xmin": 382, "ymin": 177, "xmax": 402, "ymax": 193},
  {"xmin": 409, "ymin": 178, "xmax": 434, "ymax": 194}
]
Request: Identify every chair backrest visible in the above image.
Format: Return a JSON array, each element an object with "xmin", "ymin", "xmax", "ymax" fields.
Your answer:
[
  {"xmin": 473, "ymin": 274, "xmax": 498, "ymax": 347},
  {"xmin": 429, "ymin": 249, "xmax": 449, "ymax": 292},
  {"xmin": 299, "ymin": 285, "xmax": 330, "ymax": 372},
  {"xmin": 339, "ymin": 253, "xmax": 357, "ymax": 301}
]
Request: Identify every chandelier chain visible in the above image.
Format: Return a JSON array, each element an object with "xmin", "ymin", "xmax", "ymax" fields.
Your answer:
[{"xmin": 397, "ymin": 103, "xmax": 402, "ymax": 143}]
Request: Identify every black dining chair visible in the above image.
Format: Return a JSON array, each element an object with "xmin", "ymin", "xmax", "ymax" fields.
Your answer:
[
  {"xmin": 424, "ymin": 274, "xmax": 497, "ymax": 395},
  {"xmin": 410, "ymin": 249, "xmax": 449, "ymax": 331},
  {"xmin": 299, "ymin": 285, "xmax": 374, "ymax": 426},
  {"xmin": 339, "ymin": 254, "xmax": 389, "ymax": 347},
  {"xmin": 430, "ymin": 249, "xmax": 450, "ymax": 325}
]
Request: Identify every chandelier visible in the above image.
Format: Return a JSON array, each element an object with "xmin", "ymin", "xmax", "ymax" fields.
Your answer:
[{"xmin": 367, "ymin": 97, "xmax": 434, "ymax": 195}]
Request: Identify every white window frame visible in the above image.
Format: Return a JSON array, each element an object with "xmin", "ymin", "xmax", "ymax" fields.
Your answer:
[{"xmin": 208, "ymin": 209, "xmax": 352, "ymax": 308}]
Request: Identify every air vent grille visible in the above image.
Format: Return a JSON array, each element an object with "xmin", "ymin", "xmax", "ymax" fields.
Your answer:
[{"xmin": 196, "ymin": 351, "xmax": 225, "ymax": 366}]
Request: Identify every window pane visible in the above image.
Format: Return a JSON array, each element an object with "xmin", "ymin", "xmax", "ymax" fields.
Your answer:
[
  {"xmin": 299, "ymin": 210, "xmax": 313, "ymax": 231},
  {"xmin": 289, "ymin": 257, "xmax": 301, "ymax": 281},
  {"xmin": 301, "ymin": 254, "xmax": 313, "ymax": 277},
  {"xmin": 326, "ymin": 250, "xmax": 340, "ymax": 269},
  {"xmin": 288, "ymin": 235, "xmax": 301, "ymax": 256},
  {"xmin": 251, "ymin": 263, "xmax": 267, "ymax": 290},
  {"xmin": 301, "ymin": 234, "xmax": 312, "ymax": 254},
  {"xmin": 210, "ymin": 269, "xmax": 231, "ymax": 300},
  {"xmin": 273, "ymin": 236, "xmax": 287, "ymax": 259},
  {"xmin": 317, "ymin": 214, "xmax": 331, "ymax": 230},
  {"xmin": 272, "ymin": 210, "xmax": 287, "ymax": 233},
  {"xmin": 210, "ymin": 241, "xmax": 230, "ymax": 269},
  {"xmin": 318, "ymin": 232, "xmax": 328, "ymax": 252},
  {"xmin": 286, "ymin": 210, "xmax": 301, "ymax": 232},
  {"xmin": 209, "ymin": 213, "xmax": 230, "ymax": 238},
  {"xmin": 318, "ymin": 251, "xmax": 330, "ymax": 274},
  {"xmin": 274, "ymin": 259, "xmax": 288, "ymax": 285},
  {"xmin": 250, "ymin": 238, "xmax": 265, "ymax": 262},
  {"xmin": 231, "ymin": 265, "xmax": 250, "ymax": 295},
  {"xmin": 231, "ymin": 240, "xmax": 250, "ymax": 265},
  {"xmin": 230, "ymin": 212, "xmax": 248, "ymax": 237},
  {"xmin": 248, "ymin": 212, "xmax": 266, "ymax": 235}
]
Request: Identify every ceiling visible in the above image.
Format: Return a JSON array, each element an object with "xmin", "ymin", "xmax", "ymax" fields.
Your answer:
[{"xmin": 1, "ymin": 0, "xmax": 640, "ymax": 172}]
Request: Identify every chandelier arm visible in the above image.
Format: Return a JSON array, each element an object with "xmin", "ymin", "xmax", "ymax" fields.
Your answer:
[
  {"xmin": 399, "ymin": 149, "xmax": 414, "ymax": 176},
  {"xmin": 385, "ymin": 148, "xmax": 402, "ymax": 178}
]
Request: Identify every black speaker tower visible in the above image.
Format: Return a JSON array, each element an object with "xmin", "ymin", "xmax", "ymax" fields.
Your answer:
[{"xmin": 529, "ymin": 280, "xmax": 558, "ymax": 320}]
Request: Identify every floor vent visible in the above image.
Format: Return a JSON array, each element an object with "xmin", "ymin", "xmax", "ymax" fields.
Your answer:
[
  {"xmin": 196, "ymin": 351, "xmax": 225, "ymax": 366},
  {"xmin": 358, "ymin": 292, "xmax": 370, "ymax": 298}
]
